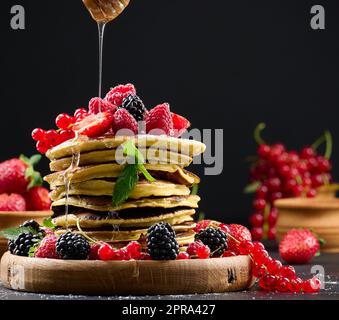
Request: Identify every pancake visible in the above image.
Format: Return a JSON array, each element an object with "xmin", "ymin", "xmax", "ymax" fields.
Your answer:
[
  {"xmin": 49, "ymin": 148, "xmax": 193, "ymax": 172},
  {"xmin": 44, "ymin": 163, "xmax": 200, "ymax": 187},
  {"xmin": 46, "ymin": 135, "xmax": 206, "ymax": 160},
  {"xmin": 54, "ymin": 221, "xmax": 196, "ymax": 243},
  {"xmin": 53, "ymin": 209, "xmax": 195, "ymax": 228},
  {"xmin": 52, "ymin": 195, "xmax": 200, "ymax": 212},
  {"xmin": 49, "ymin": 180, "xmax": 191, "ymax": 201}
]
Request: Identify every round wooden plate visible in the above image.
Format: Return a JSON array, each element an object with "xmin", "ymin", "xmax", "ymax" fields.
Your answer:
[{"xmin": 0, "ymin": 252, "xmax": 255, "ymax": 295}]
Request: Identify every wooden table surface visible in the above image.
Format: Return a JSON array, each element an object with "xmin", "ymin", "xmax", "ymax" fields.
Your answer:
[{"xmin": 0, "ymin": 252, "xmax": 338, "ymax": 300}]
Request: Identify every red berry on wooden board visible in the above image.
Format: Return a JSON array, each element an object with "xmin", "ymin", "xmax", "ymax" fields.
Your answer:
[
  {"xmin": 35, "ymin": 235, "xmax": 58, "ymax": 259},
  {"xmin": 279, "ymin": 229, "xmax": 320, "ymax": 264},
  {"xmin": 98, "ymin": 243, "xmax": 115, "ymax": 261},
  {"xmin": 227, "ymin": 224, "xmax": 252, "ymax": 253},
  {"xmin": 177, "ymin": 252, "xmax": 190, "ymax": 260}
]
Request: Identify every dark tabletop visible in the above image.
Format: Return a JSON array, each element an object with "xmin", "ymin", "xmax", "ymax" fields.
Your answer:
[{"xmin": 0, "ymin": 252, "xmax": 338, "ymax": 300}]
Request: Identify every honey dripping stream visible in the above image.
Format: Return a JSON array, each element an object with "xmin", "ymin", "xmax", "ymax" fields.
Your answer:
[{"xmin": 62, "ymin": 132, "xmax": 81, "ymax": 230}]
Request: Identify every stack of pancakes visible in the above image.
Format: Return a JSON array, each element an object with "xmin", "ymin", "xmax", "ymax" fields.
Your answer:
[{"xmin": 44, "ymin": 135, "xmax": 206, "ymax": 249}]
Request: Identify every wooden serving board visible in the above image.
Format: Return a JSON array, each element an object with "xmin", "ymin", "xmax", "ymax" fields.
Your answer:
[{"xmin": 0, "ymin": 252, "xmax": 255, "ymax": 295}]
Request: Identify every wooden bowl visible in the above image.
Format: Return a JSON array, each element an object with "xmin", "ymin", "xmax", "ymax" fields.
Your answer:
[
  {"xmin": 316, "ymin": 184, "xmax": 339, "ymax": 199},
  {"xmin": 0, "ymin": 252, "xmax": 255, "ymax": 295},
  {"xmin": 275, "ymin": 198, "xmax": 339, "ymax": 253},
  {"xmin": 0, "ymin": 211, "xmax": 51, "ymax": 257}
]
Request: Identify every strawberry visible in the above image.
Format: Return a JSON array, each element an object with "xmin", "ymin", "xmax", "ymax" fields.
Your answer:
[
  {"xmin": 112, "ymin": 108, "xmax": 138, "ymax": 134},
  {"xmin": 24, "ymin": 186, "xmax": 51, "ymax": 211},
  {"xmin": 227, "ymin": 224, "xmax": 252, "ymax": 253},
  {"xmin": 105, "ymin": 83, "xmax": 136, "ymax": 107},
  {"xmin": 0, "ymin": 193, "xmax": 26, "ymax": 211},
  {"xmin": 89, "ymin": 97, "xmax": 117, "ymax": 115},
  {"xmin": 35, "ymin": 235, "xmax": 58, "ymax": 259},
  {"xmin": 0, "ymin": 155, "xmax": 43, "ymax": 194},
  {"xmin": 73, "ymin": 111, "xmax": 114, "ymax": 137},
  {"xmin": 171, "ymin": 113, "xmax": 190, "ymax": 137},
  {"xmin": 279, "ymin": 229, "xmax": 320, "ymax": 264},
  {"xmin": 146, "ymin": 103, "xmax": 173, "ymax": 135}
]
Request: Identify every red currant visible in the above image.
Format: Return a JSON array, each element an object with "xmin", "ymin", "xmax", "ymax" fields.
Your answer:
[
  {"xmin": 259, "ymin": 274, "xmax": 277, "ymax": 291},
  {"xmin": 256, "ymin": 185, "xmax": 268, "ymax": 199},
  {"xmin": 300, "ymin": 147, "xmax": 315, "ymax": 159},
  {"xmin": 238, "ymin": 240, "xmax": 254, "ymax": 255},
  {"xmin": 251, "ymin": 227, "xmax": 263, "ymax": 241},
  {"xmin": 219, "ymin": 223, "xmax": 230, "ymax": 234},
  {"xmin": 276, "ymin": 277, "xmax": 290, "ymax": 292},
  {"xmin": 74, "ymin": 108, "xmax": 88, "ymax": 120},
  {"xmin": 279, "ymin": 265, "xmax": 296, "ymax": 279},
  {"xmin": 196, "ymin": 245, "xmax": 211, "ymax": 259},
  {"xmin": 268, "ymin": 208, "xmax": 278, "ymax": 227},
  {"xmin": 55, "ymin": 113, "xmax": 75, "ymax": 130},
  {"xmin": 252, "ymin": 241, "xmax": 265, "ymax": 253},
  {"xmin": 249, "ymin": 213, "xmax": 264, "ymax": 227},
  {"xmin": 257, "ymin": 144, "xmax": 271, "ymax": 159},
  {"xmin": 36, "ymin": 140, "xmax": 50, "ymax": 154},
  {"xmin": 302, "ymin": 277, "xmax": 321, "ymax": 293},
  {"xmin": 266, "ymin": 258, "xmax": 282, "ymax": 275},
  {"xmin": 311, "ymin": 174, "xmax": 324, "ymax": 188},
  {"xmin": 59, "ymin": 129, "xmax": 75, "ymax": 142},
  {"xmin": 253, "ymin": 199, "xmax": 266, "ymax": 211},
  {"xmin": 139, "ymin": 252, "xmax": 152, "ymax": 260},
  {"xmin": 267, "ymin": 227, "xmax": 276, "ymax": 240},
  {"xmin": 45, "ymin": 129, "xmax": 60, "ymax": 146},
  {"xmin": 289, "ymin": 277, "xmax": 303, "ymax": 293},
  {"xmin": 31, "ymin": 128, "xmax": 46, "ymax": 141},
  {"xmin": 252, "ymin": 262, "xmax": 267, "ymax": 277},
  {"xmin": 177, "ymin": 252, "xmax": 190, "ymax": 260},
  {"xmin": 307, "ymin": 188, "xmax": 317, "ymax": 198},
  {"xmin": 267, "ymin": 177, "xmax": 281, "ymax": 192}
]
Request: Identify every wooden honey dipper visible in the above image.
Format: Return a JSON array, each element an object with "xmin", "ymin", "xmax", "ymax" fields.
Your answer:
[{"xmin": 82, "ymin": 0, "xmax": 130, "ymax": 23}]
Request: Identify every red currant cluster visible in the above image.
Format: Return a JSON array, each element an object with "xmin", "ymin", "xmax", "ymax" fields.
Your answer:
[
  {"xmin": 31, "ymin": 108, "xmax": 88, "ymax": 153},
  {"xmin": 247, "ymin": 124, "xmax": 333, "ymax": 240},
  {"xmin": 236, "ymin": 239, "xmax": 321, "ymax": 293}
]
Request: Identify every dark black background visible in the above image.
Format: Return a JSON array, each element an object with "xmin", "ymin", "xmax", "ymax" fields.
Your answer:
[{"xmin": 1, "ymin": 0, "xmax": 339, "ymax": 226}]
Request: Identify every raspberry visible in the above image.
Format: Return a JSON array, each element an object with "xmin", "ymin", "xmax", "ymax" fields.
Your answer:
[
  {"xmin": 98, "ymin": 243, "xmax": 115, "ymax": 260},
  {"xmin": 187, "ymin": 240, "xmax": 210, "ymax": 258},
  {"xmin": 146, "ymin": 103, "xmax": 173, "ymax": 135},
  {"xmin": 105, "ymin": 83, "xmax": 136, "ymax": 107},
  {"xmin": 73, "ymin": 111, "xmax": 114, "ymax": 137},
  {"xmin": 125, "ymin": 241, "xmax": 142, "ymax": 259},
  {"xmin": 89, "ymin": 97, "xmax": 117, "ymax": 115},
  {"xmin": 89, "ymin": 243, "xmax": 101, "ymax": 260},
  {"xmin": 177, "ymin": 252, "xmax": 190, "ymax": 260},
  {"xmin": 35, "ymin": 235, "xmax": 58, "ymax": 259},
  {"xmin": 171, "ymin": 113, "xmax": 190, "ymax": 137},
  {"xmin": 112, "ymin": 108, "xmax": 138, "ymax": 135}
]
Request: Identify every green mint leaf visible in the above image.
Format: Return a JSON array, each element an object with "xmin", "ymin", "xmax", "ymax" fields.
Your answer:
[
  {"xmin": 243, "ymin": 181, "xmax": 261, "ymax": 194},
  {"xmin": 191, "ymin": 184, "xmax": 199, "ymax": 195},
  {"xmin": 138, "ymin": 164, "xmax": 155, "ymax": 182},
  {"xmin": 42, "ymin": 217, "xmax": 55, "ymax": 229},
  {"xmin": 112, "ymin": 164, "xmax": 139, "ymax": 207},
  {"xmin": 123, "ymin": 140, "xmax": 145, "ymax": 164},
  {"xmin": 0, "ymin": 226, "xmax": 36, "ymax": 240},
  {"xmin": 28, "ymin": 245, "xmax": 38, "ymax": 257}
]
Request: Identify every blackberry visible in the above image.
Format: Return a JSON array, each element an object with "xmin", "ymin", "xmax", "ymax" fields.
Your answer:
[
  {"xmin": 120, "ymin": 94, "xmax": 147, "ymax": 121},
  {"xmin": 195, "ymin": 227, "xmax": 228, "ymax": 257},
  {"xmin": 147, "ymin": 222, "xmax": 179, "ymax": 260},
  {"xmin": 20, "ymin": 220, "xmax": 45, "ymax": 238},
  {"xmin": 9, "ymin": 232, "xmax": 41, "ymax": 256},
  {"xmin": 56, "ymin": 232, "xmax": 90, "ymax": 260}
]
